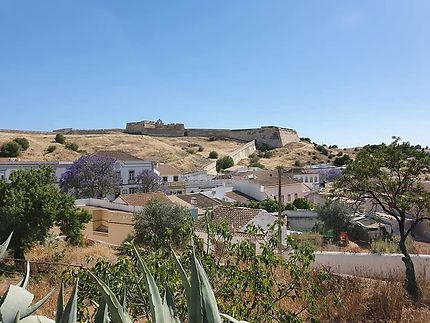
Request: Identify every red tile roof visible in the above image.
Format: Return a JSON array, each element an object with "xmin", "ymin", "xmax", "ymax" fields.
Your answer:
[{"xmin": 117, "ymin": 192, "xmax": 173, "ymax": 207}]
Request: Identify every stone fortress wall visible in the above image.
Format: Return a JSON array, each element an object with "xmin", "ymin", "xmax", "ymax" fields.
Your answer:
[{"xmin": 126, "ymin": 120, "xmax": 299, "ymax": 148}]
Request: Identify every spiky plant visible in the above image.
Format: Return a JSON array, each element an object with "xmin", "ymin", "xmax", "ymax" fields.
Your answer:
[
  {"xmin": 90, "ymin": 243, "xmax": 247, "ymax": 323},
  {"xmin": 0, "ymin": 233, "xmax": 79, "ymax": 323}
]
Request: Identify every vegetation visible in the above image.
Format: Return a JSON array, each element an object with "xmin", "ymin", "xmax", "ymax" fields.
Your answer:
[
  {"xmin": 216, "ymin": 156, "xmax": 234, "ymax": 172},
  {"xmin": 292, "ymin": 197, "xmax": 312, "ymax": 210},
  {"xmin": 59, "ymin": 155, "xmax": 121, "ymax": 199},
  {"xmin": 335, "ymin": 138, "xmax": 430, "ymax": 300},
  {"xmin": 46, "ymin": 145, "xmax": 57, "ymax": 153},
  {"xmin": 316, "ymin": 145, "xmax": 329, "ymax": 156},
  {"xmin": 13, "ymin": 137, "xmax": 30, "ymax": 151},
  {"xmin": 75, "ymin": 216, "xmax": 335, "ymax": 322},
  {"xmin": 197, "ymin": 145, "xmax": 204, "ymax": 152},
  {"xmin": 370, "ymin": 236, "xmax": 417, "ymax": 255},
  {"xmin": 0, "ymin": 168, "xmax": 91, "ymax": 259},
  {"xmin": 249, "ymin": 153, "xmax": 265, "ymax": 168},
  {"xmin": 294, "ymin": 160, "xmax": 301, "ymax": 167},
  {"xmin": 136, "ymin": 169, "xmax": 163, "ymax": 193},
  {"xmin": 54, "ymin": 133, "xmax": 66, "ymax": 144},
  {"xmin": 208, "ymin": 150, "xmax": 218, "ymax": 159},
  {"xmin": 333, "ymin": 154, "xmax": 351, "ymax": 166},
  {"xmin": 0, "ymin": 141, "xmax": 22, "ymax": 157},
  {"xmin": 65, "ymin": 142, "xmax": 79, "ymax": 152},
  {"xmin": 316, "ymin": 202, "xmax": 354, "ymax": 238},
  {"xmin": 300, "ymin": 137, "xmax": 312, "ymax": 143},
  {"xmin": 134, "ymin": 200, "xmax": 193, "ymax": 249}
]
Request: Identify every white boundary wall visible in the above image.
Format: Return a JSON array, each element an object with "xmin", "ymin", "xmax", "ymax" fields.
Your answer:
[{"xmin": 312, "ymin": 252, "xmax": 430, "ymax": 281}]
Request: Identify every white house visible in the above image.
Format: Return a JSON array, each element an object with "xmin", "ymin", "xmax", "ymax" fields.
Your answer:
[
  {"xmin": 0, "ymin": 151, "xmax": 156, "ymax": 196},
  {"xmin": 0, "ymin": 160, "xmax": 73, "ymax": 183},
  {"xmin": 155, "ymin": 163, "xmax": 185, "ymax": 194},
  {"xmin": 231, "ymin": 170, "xmax": 311, "ymax": 203},
  {"xmin": 93, "ymin": 151, "xmax": 155, "ymax": 195}
]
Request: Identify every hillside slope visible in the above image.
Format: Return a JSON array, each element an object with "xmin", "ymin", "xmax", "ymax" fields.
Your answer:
[{"xmin": 0, "ymin": 132, "xmax": 243, "ymax": 172}]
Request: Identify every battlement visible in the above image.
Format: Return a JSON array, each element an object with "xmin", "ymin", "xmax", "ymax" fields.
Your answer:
[{"xmin": 125, "ymin": 120, "xmax": 299, "ymax": 148}]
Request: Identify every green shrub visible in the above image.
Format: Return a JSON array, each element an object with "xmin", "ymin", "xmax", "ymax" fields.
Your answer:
[
  {"xmin": 208, "ymin": 151, "xmax": 218, "ymax": 159},
  {"xmin": 333, "ymin": 154, "xmax": 351, "ymax": 166},
  {"xmin": 0, "ymin": 141, "xmax": 22, "ymax": 157},
  {"xmin": 65, "ymin": 142, "xmax": 79, "ymax": 152},
  {"xmin": 294, "ymin": 160, "xmax": 301, "ymax": 167},
  {"xmin": 186, "ymin": 148, "xmax": 196, "ymax": 154},
  {"xmin": 46, "ymin": 145, "xmax": 57, "ymax": 153},
  {"xmin": 55, "ymin": 133, "xmax": 66, "ymax": 144},
  {"xmin": 293, "ymin": 197, "xmax": 312, "ymax": 210},
  {"xmin": 249, "ymin": 161, "xmax": 265, "ymax": 168},
  {"xmin": 13, "ymin": 137, "xmax": 29, "ymax": 151},
  {"xmin": 260, "ymin": 150, "xmax": 273, "ymax": 158},
  {"xmin": 216, "ymin": 156, "xmax": 234, "ymax": 172},
  {"xmin": 198, "ymin": 145, "xmax": 204, "ymax": 152}
]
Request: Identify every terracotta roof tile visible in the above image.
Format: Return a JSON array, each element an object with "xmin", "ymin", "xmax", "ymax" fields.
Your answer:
[
  {"xmin": 176, "ymin": 193, "xmax": 222, "ymax": 209},
  {"xmin": 211, "ymin": 206, "xmax": 262, "ymax": 231},
  {"xmin": 156, "ymin": 163, "xmax": 181, "ymax": 176},
  {"xmin": 225, "ymin": 191, "xmax": 256, "ymax": 203}
]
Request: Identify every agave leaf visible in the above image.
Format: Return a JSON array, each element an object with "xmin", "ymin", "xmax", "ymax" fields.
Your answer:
[
  {"xmin": 17, "ymin": 262, "xmax": 31, "ymax": 289},
  {"xmin": 59, "ymin": 280, "xmax": 78, "ymax": 323},
  {"xmin": 0, "ymin": 285, "xmax": 34, "ymax": 323},
  {"xmin": 20, "ymin": 315, "xmax": 55, "ymax": 323},
  {"xmin": 194, "ymin": 255, "xmax": 221, "ymax": 323},
  {"xmin": 171, "ymin": 248, "xmax": 190, "ymax": 301},
  {"xmin": 189, "ymin": 254, "xmax": 203, "ymax": 323},
  {"xmin": 94, "ymin": 298, "xmax": 109, "ymax": 323},
  {"xmin": 0, "ymin": 232, "xmax": 13, "ymax": 260},
  {"xmin": 162, "ymin": 288, "xmax": 180, "ymax": 323},
  {"xmin": 220, "ymin": 313, "xmax": 248, "ymax": 323},
  {"xmin": 88, "ymin": 272, "xmax": 132, "ymax": 323},
  {"xmin": 132, "ymin": 244, "xmax": 165, "ymax": 323},
  {"xmin": 55, "ymin": 282, "xmax": 64, "ymax": 323},
  {"xmin": 21, "ymin": 290, "xmax": 54, "ymax": 319}
]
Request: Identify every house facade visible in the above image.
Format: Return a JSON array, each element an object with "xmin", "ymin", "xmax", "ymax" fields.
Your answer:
[{"xmin": 0, "ymin": 160, "xmax": 73, "ymax": 183}]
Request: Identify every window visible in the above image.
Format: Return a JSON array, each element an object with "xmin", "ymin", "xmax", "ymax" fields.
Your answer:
[
  {"xmin": 129, "ymin": 187, "xmax": 137, "ymax": 194},
  {"xmin": 122, "ymin": 189, "xmax": 128, "ymax": 194},
  {"xmin": 287, "ymin": 194, "xmax": 291, "ymax": 202},
  {"xmin": 294, "ymin": 193, "xmax": 298, "ymax": 199},
  {"xmin": 173, "ymin": 175, "xmax": 179, "ymax": 182},
  {"xmin": 0, "ymin": 173, "xmax": 4, "ymax": 181},
  {"xmin": 281, "ymin": 195, "xmax": 284, "ymax": 203},
  {"xmin": 310, "ymin": 177, "xmax": 313, "ymax": 183},
  {"xmin": 314, "ymin": 176, "xmax": 318, "ymax": 183},
  {"xmin": 305, "ymin": 177, "xmax": 309, "ymax": 183},
  {"xmin": 129, "ymin": 170, "xmax": 135, "ymax": 181},
  {"xmin": 163, "ymin": 176, "xmax": 168, "ymax": 182}
]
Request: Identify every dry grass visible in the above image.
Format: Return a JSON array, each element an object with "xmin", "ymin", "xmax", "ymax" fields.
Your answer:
[
  {"xmin": 0, "ymin": 132, "xmax": 243, "ymax": 172},
  {"xmin": 321, "ymin": 277, "xmax": 430, "ymax": 322}
]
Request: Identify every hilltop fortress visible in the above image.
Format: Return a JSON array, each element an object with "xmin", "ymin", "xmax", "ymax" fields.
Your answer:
[{"xmin": 125, "ymin": 120, "xmax": 299, "ymax": 148}]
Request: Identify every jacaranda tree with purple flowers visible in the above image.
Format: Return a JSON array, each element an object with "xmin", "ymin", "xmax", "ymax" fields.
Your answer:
[
  {"xmin": 60, "ymin": 155, "xmax": 121, "ymax": 199},
  {"xmin": 136, "ymin": 169, "xmax": 164, "ymax": 193}
]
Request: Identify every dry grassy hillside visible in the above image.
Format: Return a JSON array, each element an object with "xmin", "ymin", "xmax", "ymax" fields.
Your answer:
[
  {"xmin": 244, "ymin": 141, "xmax": 360, "ymax": 169},
  {"xmin": 0, "ymin": 132, "xmax": 243, "ymax": 172}
]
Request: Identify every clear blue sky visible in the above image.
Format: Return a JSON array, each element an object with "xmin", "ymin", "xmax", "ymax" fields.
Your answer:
[{"xmin": 1, "ymin": 1, "xmax": 429, "ymax": 147}]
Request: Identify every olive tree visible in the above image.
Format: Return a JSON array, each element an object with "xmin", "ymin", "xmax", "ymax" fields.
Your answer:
[{"xmin": 335, "ymin": 138, "xmax": 430, "ymax": 300}]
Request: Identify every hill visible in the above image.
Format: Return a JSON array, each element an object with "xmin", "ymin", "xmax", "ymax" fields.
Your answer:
[{"xmin": 0, "ymin": 131, "xmax": 243, "ymax": 172}]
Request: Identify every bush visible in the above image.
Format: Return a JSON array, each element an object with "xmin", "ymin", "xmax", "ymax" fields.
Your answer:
[
  {"xmin": 294, "ymin": 160, "xmax": 301, "ymax": 167},
  {"xmin": 293, "ymin": 197, "xmax": 312, "ymax": 210},
  {"xmin": 216, "ymin": 156, "xmax": 234, "ymax": 172},
  {"xmin": 197, "ymin": 145, "xmax": 204, "ymax": 152},
  {"xmin": 55, "ymin": 133, "xmax": 66, "ymax": 144},
  {"xmin": 333, "ymin": 154, "xmax": 351, "ymax": 166},
  {"xmin": 208, "ymin": 151, "xmax": 218, "ymax": 159},
  {"xmin": 13, "ymin": 137, "xmax": 29, "ymax": 151},
  {"xmin": 300, "ymin": 137, "xmax": 312, "ymax": 143},
  {"xmin": 186, "ymin": 148, "xmax": 196, "ymax": 154},
  {"xmin": 0, "ymin": 141, "xmax": 22, "ymax": 157},
  {"xmin": 46, "ymin": 145, "xmax": 57, "ymax": 153},
  {"xmin": 260, "ymin": 150, "xmax": 273, "ymax": 158},
  {"xmin": 257, "ymin": 143, "xmax": 271, "ymax": 152},
  {"xmin": 65, "ymin": 142, "xmax": 79, "ymax": 152},
  {"xmin": 316, "ymin": 145, "xmax": 329, "ymax": 156},
  {"xmin": 249, "ymin": 161, "xmax": 265, "ymax": 169}
]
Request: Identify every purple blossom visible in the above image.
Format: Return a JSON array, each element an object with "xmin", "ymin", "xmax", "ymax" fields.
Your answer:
[
  {"xmin": 60, "ymin": 155, "xmax": 121, "ymax": 199},
  {"xmin": 136, "ymin": 169, "xmax": 165, "ymax": 193}
]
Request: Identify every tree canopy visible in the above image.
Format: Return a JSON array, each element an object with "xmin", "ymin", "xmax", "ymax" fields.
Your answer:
[
  {"xmin": 216, "ymin": 156, "xmax": 234, "ymax": 172},
  {"xmin": 133, "ymin": 200, "xmax": 193, "ymax": 249},
  {"xmin": 0, "ymin": 167, "xmax": 91, "ymax": 258},
  {"xmin": 60, "ymin": 155, "xmax": 121, "ymax": 199},
  {"xmin": 335, "ymin": 138, "xmax": 430, "ymax": 300},
  {"xmin": 136, "ymin": 169, "xmax": 163, "ymax": 193}
]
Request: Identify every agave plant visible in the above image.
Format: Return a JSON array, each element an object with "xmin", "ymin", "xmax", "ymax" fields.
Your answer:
[
  {"xmin": 90, "ymin": 243, "xmax": 248, "ymax": 323},
  {"xmin": 0, "ymin": 233, "xmax": 79, "ymax": 323}
]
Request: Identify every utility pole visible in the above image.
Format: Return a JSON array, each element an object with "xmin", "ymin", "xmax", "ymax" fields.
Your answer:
[{"xmin": 276, "ymin": 165, "xmax": 283, "ymax": 253}]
